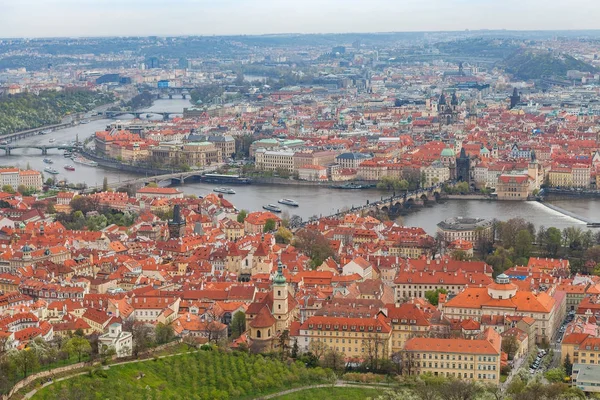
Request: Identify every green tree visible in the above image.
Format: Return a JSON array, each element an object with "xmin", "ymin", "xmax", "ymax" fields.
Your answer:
[
  {"xmin": 545, "ymin": 227, "xmax": 563, "ymax": 257},
  {"xmin": 497, "ymin": 218, "xmax": 534, "ymax": 249},
  {"xmin": 146, "ymin": 182, "xmax": 158, "ymax": 188},
  {"xmin": 322, "ymin": 349, "xmax": 345, "ymax": 373},
  {"xmin": 293, "ymin": 228, "xmax": 334, "ymax": 268},
  {"xmin": 10, "ymin": 348, "xmax": 39, "ymax": 378},
  {"xmin": 291, "ymin": 340, "xmax": 299, "ymax": 359},
  {"xmin": 545, "ymin": 367, "xmax": 567, "ymax": 383},
  {"xmin": 63, "ymin": 336, "xmax": 92, "ymax": 362},
  {"xmin": 514, "ymin": 229, "xmax": 534, "ymax": 259},
  {"xmin": 102, "ymin": 177, "xmax": 108, "ymax": 192},
  {"xmin": 486, "ymin": 246, "xmax": 514, "ymax": 276},
  {"xmin": 237, "ymin": 209, "xmax": 248, "ymax": 223},
  {"xmin": 155, "ymin": 323, "xmax": 174, "ymax": 345},
  {"xmin": 263, "ymin": 218, "xmax": 276, "ymax": 232},
  {"xmin": 501, "ymin": 335, "xmax": 519, "ymax": 360},
  {"xmin": 70, "ymin": 195, "xmax": 98, "ymax": 215},
  {"xmin": 564, "ymin": 353, "xmax": 573, "ymax": 376},
  {"xmin": 424, "ymin": 288, "xmax": 447, "ymax": 306},
  {"xmin": 275, "ymin": 227, "xmax": 293, "ymax": 244},
  {"xmin": 1, "ymin": 185, "xmax": 14, "ymax": 194},
  {"xmin": 450, "ymin": 249, "xmax": 470, "ymax": 261},
  {"xmin": 230, "ymin": 311, "xmax": 246, "ymax": 340},
  {"xmin": 131, "ymin": 324, "xmax": 154, "ymax": 357}
]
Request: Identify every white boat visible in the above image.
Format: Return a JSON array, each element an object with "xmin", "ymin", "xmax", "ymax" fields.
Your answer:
[
  {"xmin": 278, "ymin": 198, "xmax": 299, "ymax": 207},
  {"xmin": 41, "ymin": 129, "xmax": 52, "ymax": 135},
  {"xmin": 213, "ymin": 187, "xmax": 236, "ymax": 194},
  {"xmin": 43, "ymin": 158, "xmax": 53, "ymax": 164},
  {"xmin": 49, "ymin": 138, "xmax": 55, "ymax": 143},
  {"xmin": 44, "ymin": 167, "xmax": 59, "ymax": 175},
  {"xmin": 81, "ymin": 119, "xmax": 90, "ymax": 124},
  {"xmin": 263, "ymin": 204, "xmax": 282, "ymax": 213}
]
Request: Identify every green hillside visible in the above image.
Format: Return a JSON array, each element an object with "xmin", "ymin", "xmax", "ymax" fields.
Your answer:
[
  {"xmin": 503, "ymin": 49, "xmax": 597, "ymax": 80},
  {"xmin": 32, "ymin": 350, "xmax": 331, "ymax": 400}
]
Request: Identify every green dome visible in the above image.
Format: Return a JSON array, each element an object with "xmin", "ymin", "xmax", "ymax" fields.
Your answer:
[
  {"xmin": 440, "ymin": 148, "xmax": 455, "ymax": 157},
  {"xmin": 273, "ymin": 262, "xmax": 286, "ymax": 285}
]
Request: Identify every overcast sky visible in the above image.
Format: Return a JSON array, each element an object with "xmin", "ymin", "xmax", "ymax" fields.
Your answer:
[{"xmin": 0, "ymin": 0, "xmax": 598, "ymax": 38}]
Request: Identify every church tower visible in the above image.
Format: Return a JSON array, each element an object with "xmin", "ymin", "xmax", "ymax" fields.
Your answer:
[
  {"xmin": 272, "ymin": 262, "xmax": 289, "ymax": 332},
  {"xmin": 510, "ymin": 88, "xmax": 520, "ymax": 109},
  {"xmin": 528, "ymin": 150, "xmax": 540, "ymax": 189}
]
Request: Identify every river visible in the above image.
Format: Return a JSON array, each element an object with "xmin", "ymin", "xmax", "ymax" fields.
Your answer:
[{"xmin": 3, "ymin": 97, "xmax": 600, "ymax": 235}]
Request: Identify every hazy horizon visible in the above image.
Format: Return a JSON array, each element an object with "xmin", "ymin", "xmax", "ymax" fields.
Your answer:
[{"xmin": 1, "ymin": 0, "xmax": 599, "ymax": 39}]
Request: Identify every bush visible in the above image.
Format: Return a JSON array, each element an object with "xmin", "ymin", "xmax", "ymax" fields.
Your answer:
[{"xmin": 342, "ymin": 372, "xmax": 386, "ymax": 383}]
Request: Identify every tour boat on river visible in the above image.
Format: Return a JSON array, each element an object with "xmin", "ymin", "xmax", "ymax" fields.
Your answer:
[
  {"xmin": 213, "ymin": 187, "xmax": 236, "ymax": 194},
  {"xmin": 263, "ymin": 204, "xmax": 282, "ymax": 213},
  {"xmin": 278, "ymin": 198, "xmax": 299, "ymax": 207}
]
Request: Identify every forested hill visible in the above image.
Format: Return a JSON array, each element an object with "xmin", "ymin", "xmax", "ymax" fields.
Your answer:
[
  {"xmin": 0, "ymin": 90, "xmax": 114, "ymax": 135},
  {"xmin": 502, "ymin": 49, "xmax": 597, "ymax": 80}
]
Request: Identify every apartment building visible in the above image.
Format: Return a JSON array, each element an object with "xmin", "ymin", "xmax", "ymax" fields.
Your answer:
[
  {"xmin": 403, "ymin": 328, "xmax": 502, "ymax": 384},
  {"xmin": 295, "ymin": 314, "xmax": 392, "ymax": 359},
  {"xmin": 149, "ymin": 142, "xmax": 222, "ymax": 168},
  {"xmin": 293, "ymin": 151, "xmax": 337, "ymax": 171},
  {"xmin": 421, "ymin": 161, "xmax": 450, "ymax": 186},
  {"xmin": 549, "ymin": 166, "xmax": 573, "ymax": 187},
  {"xmin": 335, "ymin": 152, "xmax": 373, "ymax": 169},
  {"xmin": 572, "ymin": 164, "xmax": 591, "ymax": 188},
  {"xmin": 394, "ymin": 269, "xmax": 493, "ymax": 301},
  {"xmin": 254, "ymin": 149, "xmax": 295, "ymax": 173}
]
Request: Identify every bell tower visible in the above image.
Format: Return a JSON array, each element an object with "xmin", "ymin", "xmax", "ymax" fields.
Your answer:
[{"xmin": 272, "ymin": 262, "xmax": 289, "ymax": 328}]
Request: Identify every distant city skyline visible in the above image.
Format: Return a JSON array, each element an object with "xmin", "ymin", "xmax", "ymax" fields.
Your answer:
[{"xmin": 0, "ymin": 0, "xmax": 599, "ymax": 38}]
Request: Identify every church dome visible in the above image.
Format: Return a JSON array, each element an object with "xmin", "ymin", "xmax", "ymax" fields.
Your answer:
[
  {"xmin": 487, "ymin": 273, "xmax": 517, "ymax": 299},
  {"xmin": 441, "ymin": 148, "xmax": 455, "ymax": 157}
]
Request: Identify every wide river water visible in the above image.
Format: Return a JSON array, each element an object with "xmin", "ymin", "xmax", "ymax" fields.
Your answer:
[{"xmin": 2, "ymin": 97, "xmax": 600, "ymax": 235}]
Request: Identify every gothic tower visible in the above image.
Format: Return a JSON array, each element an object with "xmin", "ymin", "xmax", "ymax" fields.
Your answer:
[
  {"xmin": 168, "ymin": 204, "xmax": 186, "ymax": 239},
  {"xmin": 510, "ymin": 88, "xmax": 520, "ymax": 109},
  {"xmin": 456, "ymin": 148, "xmax": 471, "ymax": 183}
]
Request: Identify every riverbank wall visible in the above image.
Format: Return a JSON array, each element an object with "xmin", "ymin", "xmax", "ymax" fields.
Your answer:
[
  {"xmin": 251, "ymin": 177, "xmax": 376, "ymax": 187},
  {"xmin": 79, "ymin": 149, "xmax": 175, "ymax": 176},
  {"xmin": 445, "ymin": 194, "xmax": 491, "ymax": 200}
]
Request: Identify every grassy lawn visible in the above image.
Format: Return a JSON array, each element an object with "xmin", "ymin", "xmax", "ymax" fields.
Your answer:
[
  {"xmin": 277, "ymin": 387, "xmax": 382, "ymax": 400},
  {"xmin": 32, "ymin": 350, "xmax": 331, "ymax": 400}
]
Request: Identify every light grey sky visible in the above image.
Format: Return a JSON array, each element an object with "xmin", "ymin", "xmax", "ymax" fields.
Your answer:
[{"xmin": 0, "ymin": 0, "xmax": 598, "ymax": 38}]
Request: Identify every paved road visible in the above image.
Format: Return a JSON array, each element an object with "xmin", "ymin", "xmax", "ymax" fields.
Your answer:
[{"xmin": 502, "ymin": 355, "xmax": 526, "ymax": 391}]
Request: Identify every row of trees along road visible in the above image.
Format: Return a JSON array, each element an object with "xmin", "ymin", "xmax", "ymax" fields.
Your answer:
[{"xmin": 0, "ymin": 322, "xmax": 177, "ymax": 395}]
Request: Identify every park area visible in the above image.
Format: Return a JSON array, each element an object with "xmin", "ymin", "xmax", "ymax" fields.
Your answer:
[{"xmin": 31, "ymin": 349, "xmax": 332, "ymax": 400}]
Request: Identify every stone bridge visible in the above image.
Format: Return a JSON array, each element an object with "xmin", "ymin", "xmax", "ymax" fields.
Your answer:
[
  {"xmin": 295, "ymin": 184, "xmax": 447, "ymax": 228},
  {"xmin": 100, "ymin": 111, "xmax": 180, "ymax": 120},
  {"xmin": 0, "ymin": 144, "xmax": 80, "ymax": 155},
  {"xmin": 84, "ymin": 166, "xmax": 224, "ymax": 192}
]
